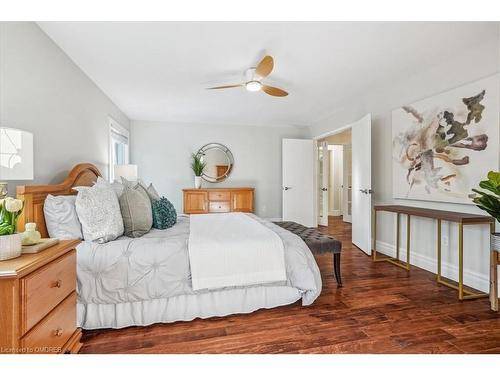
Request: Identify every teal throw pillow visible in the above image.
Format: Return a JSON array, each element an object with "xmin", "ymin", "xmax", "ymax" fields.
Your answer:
[{"xmin": 152, "ymin": 197, "xmax": 177, "ymax": 229}]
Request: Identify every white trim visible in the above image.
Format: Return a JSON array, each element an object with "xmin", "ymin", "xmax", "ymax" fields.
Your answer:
[
  {"xmin": 313, "ymin": 123, "xmax": 353, "ymax": 141},
  {"xmin": 109, "ymin": 116, "xmax": 129, "ymax": 138},
  {"xmin": 375, "ymin": 239, "xmax": 489, "ymax": 293},
  {"xmin": 313, "ymin": 125, "xmax": 353, "ymax": 227},
  {"xmin": 108, "ymin": 117, "xmax": 130, "ymax": 182},
  {"xmin": 313, "ymin": 140, "xmax": 318, "ymax": 227}
]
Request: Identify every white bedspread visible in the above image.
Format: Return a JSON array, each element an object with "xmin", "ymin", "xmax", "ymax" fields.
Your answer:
[
  {"xmin": 76, "ymin": 214, "xmax": 322, "ymax": 329},
  {"xmin": 189, "ymin": 213, "xmax": 287, "ymax": 291}
]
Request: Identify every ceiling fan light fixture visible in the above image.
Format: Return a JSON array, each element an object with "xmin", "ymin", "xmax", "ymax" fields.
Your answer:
[{"xmin": 245, "ymin": 80, "xmax": 262, "ymax": 92}]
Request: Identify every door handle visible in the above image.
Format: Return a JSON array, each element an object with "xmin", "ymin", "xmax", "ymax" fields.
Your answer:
[
  {"xmin": 283, "ymin": 186, "xmax": 292, "ymax": 191},
  {"xmin": 321, "ymin": 188, "xmax": 328, "ymax": 191},
  {"xmin": 359, "ymin": 189, "xmax": 373, "ymax": 194}
]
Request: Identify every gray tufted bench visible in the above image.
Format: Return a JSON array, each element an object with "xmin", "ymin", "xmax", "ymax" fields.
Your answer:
[{"xmin": 273, "ymin": 221, "xmax": 342, "ymax": 286}]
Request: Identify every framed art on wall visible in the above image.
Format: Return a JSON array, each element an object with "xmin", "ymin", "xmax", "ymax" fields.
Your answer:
[{"xmin": 392, "ymin": 75, "xmax": 500, "ymax": 204}]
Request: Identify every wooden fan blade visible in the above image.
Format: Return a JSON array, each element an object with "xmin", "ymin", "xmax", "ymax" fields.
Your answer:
[
  {"xmin": 206, "ymin": 84, "xmax": 242, "ymax": 90},
  {"xmin": 262, "ymin": 85, "xmax": 288, "ymax": 97},
  {"xmin": 255, "ymin": 55, "xmax": 274, "ymax": 78}
]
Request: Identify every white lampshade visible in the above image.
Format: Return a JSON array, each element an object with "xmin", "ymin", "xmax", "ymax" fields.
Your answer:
[
  {"xmin": 114, "ymin": 164, "xmax": 138, "ymax": 181},
  {"xmin": 0, "ymin": 127, "xmax": 34, "ymax": 181}
]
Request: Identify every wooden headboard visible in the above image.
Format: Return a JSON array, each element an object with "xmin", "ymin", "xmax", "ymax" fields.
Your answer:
[{"xmin": 16, "ymin": 163, "xmax": 102, "ymax": 237}]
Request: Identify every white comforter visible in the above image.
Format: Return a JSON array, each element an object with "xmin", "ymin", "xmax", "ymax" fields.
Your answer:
[
  {"xmin": 189, "ymin": 213, "xmax": 287, "ymax": 291},
  {"xmin": 76, "ymin": 214, "xmax": 322, "ymax": 328}
]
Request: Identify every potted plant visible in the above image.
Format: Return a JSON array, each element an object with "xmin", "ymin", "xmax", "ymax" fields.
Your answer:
[
  {"xmin": 472, "ymin": 171, "xmax": 500, "ymax": 251},
  {"xmin": 191, "ymin": 153, "xmax": 206, "ymax": 189},
  {"xmin": 0, "ymin": 197, "xmax": 24, "ymax": 261}
]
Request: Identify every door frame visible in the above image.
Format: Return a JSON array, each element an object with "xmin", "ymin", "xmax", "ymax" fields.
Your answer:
[
  {"xmin": 318, "ymin": 141, "xmax": 330, "ymax": 226},
  {"xmin": 313, "ymin": 123, "xmax": 354, "ymax": 227}
]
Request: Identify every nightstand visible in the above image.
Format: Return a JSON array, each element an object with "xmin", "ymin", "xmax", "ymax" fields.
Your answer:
[{"xmin": 0, "ymin": 239, "xmax": 82, "ymax": 354}]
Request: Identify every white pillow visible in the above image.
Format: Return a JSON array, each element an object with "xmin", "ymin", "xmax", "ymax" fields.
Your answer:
[
  {"xmin": 43, "ymin": 195, "xmax": 83, "ymax": 239},
  {"xmin": 74, "ymin": 180, "xmax": 124, "ymax": 243}
]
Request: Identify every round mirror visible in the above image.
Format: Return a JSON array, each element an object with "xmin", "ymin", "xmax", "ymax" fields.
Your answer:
[{"xmin": 197, "ymin": 143, "xmax": 234, "ymax": 183}]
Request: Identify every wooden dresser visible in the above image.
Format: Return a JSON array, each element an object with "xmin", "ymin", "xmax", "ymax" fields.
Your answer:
[
  {"xmin": 183, "ymin": 188, "xmax": 254, "ymax": 214},
  {"xmin": 0, "ymin": 240, "xmax": 82, "ymax": 354}
]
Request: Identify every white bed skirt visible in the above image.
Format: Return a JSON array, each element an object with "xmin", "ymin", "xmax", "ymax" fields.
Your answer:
[{"xmin": 78, "ymin": 285, "xmax": 302, "ymax": 330}]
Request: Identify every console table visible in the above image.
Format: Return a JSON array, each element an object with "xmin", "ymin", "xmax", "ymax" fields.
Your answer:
[{"xmin": 373, "ymin": 205, "xmax": 494, "ymax": 301}]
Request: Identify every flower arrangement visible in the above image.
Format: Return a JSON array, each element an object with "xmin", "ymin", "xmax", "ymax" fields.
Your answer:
[{"xmin": 0, "ymin": 197, "xmax": 24, "ymax": 235}]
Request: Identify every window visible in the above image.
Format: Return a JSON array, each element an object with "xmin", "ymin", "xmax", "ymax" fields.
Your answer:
[{"xmin": 109, "ymin": 118, "xmax": 129, "ymax": 182}]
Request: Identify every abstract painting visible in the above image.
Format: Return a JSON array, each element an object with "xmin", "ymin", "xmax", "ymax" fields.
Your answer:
[{"xmin": 392, "ymin": 75, "xmax": 499, "ymax": 204}]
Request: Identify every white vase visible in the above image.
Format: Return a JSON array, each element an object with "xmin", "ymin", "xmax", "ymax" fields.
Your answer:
[
  {"xmin": 194, "ymin": 176, "xmax": 202, "ymax": 189},
  {"xmin": 0, "ymin": 233, "xmax": 22, "ymax": 261}
]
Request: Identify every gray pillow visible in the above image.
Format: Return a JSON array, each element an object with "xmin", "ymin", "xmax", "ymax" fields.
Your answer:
[
  {"xmin": 141, "ymin": 181, "xmax": 160, "ymax": 202},
  {"xmin": 121, "ymin": 177, "xmax": 160, "ymax": 202},
  {"xmin": 119, "ymin": 183, "xmax": 153, "ymax": 237}
]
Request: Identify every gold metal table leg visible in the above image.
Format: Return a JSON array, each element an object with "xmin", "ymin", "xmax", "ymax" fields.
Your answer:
[
  {"xmin": 459, "ymin": 223, "xmax": 464, "ymax": 300},
  {"xmin": 436, "ymin": 221, "xmax": 489, "ymax": 300},
  {"xmin": 374, "ymin": 210, "xmax": 490, "ymax": 301},
  {"xmin": 437, "ymin": 219, "xmax": 441, "ymax": 283},
  {"xmin": 406, "ymin": 215, "xmax": 411, "ymax": 271},
  {"xmin": 373, "ymin": 211, "xmax": 410, "ymax": 271}
]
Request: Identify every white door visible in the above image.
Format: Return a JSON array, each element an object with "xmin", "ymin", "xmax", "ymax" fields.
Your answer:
[
  {"xmin": 318, "ymin": 141, "xmax": 329, "ymax": 226},
  {"xmin": 351, "ymin": 114, "xmax": 372, "ymax": 255},
  {"xmin": 282, "ymin": 139, "xmax": 315, "ymax": 227},
  {"xmin": 342, "ymin": 144, "xmax": 352, "ymax": 223}
]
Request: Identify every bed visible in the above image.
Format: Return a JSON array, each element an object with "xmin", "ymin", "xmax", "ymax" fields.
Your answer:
[{"xmin": 16, "ymin": 163, "xmax": 322, "ymax": 330}]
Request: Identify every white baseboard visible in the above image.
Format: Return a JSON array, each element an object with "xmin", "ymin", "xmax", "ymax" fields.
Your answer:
[{"xmin": 375, "ymin": 240, "xmax": 489, "ymax": 293}]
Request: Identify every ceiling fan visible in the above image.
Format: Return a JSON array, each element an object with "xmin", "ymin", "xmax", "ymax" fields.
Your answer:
[{"xmin": 206, "ymin": 55, "xmax": 288, "ymax": 97}]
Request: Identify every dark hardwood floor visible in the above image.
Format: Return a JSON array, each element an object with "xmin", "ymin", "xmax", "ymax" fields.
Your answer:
[{"xmin": 80, "ymin": 216, "xmax": 500, "ymax": 354}]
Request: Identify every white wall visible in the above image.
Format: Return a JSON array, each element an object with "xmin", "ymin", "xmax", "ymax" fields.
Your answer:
[
  {"xmin": 311, "ymin": 35, "xmax": 500, "ymax": 293},
  {"xmin": 0, "ymin": 22, "xmax": 130, "ymax": 191},
  {"xmin": 131, "ymin": 121, "xmax": 310, "ymax": 218}
]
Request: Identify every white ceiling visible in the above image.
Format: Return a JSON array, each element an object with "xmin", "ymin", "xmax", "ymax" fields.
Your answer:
[{"xmin": 38, "ymin": 22, "xmax": 498, "ymax": 127}]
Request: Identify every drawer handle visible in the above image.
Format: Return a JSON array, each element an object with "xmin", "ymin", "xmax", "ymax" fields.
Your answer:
[
  {"xmin": 53, "ymin": 279, "xmax": 62, "ymax": 288},
  {"xmin": 54, "ymin": 328, "xmax": 63, "ymax": 337}
]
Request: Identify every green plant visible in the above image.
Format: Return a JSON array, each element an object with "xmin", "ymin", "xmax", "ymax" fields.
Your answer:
[
  {"xmin": 191, "ymin": 153, "xmax": 206, "ymax": 177},
  {"xmin": 472, "ymin": 171, "xmax": 500, "ymax": 223},
  {"xmin": 0, "ymin": 197, "xmax": 24, "ymax": 235}
]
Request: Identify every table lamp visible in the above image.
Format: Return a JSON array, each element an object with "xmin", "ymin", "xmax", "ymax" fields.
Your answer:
[{"xmin": 0, "ymin": 127, "xmax": 34, "ymax": 199}]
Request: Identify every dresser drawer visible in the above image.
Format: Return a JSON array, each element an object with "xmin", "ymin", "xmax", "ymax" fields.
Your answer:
[
  {"xmin": 21, "ymin": 292, "xmax": 76, "ymax": 353},
  {"xmin": 208, "ymin": 191, "xmax": 230, "ymax": 201},
  {"xmin": 21, "ymin": 251, "xmax": 76, "ymax": 334},
  {"xmin": 209, "ymin": 201, "xmax": 231, "ymax": 213}
]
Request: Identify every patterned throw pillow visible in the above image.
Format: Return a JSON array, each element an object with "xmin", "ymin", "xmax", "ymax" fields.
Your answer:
[
  {"xmin": 152, "ymin": 197, "xmax": 177, "ymax": 229},
  {"xmin": 74, "ymin": 181, "xmax": 124, "ymax": 243}
]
